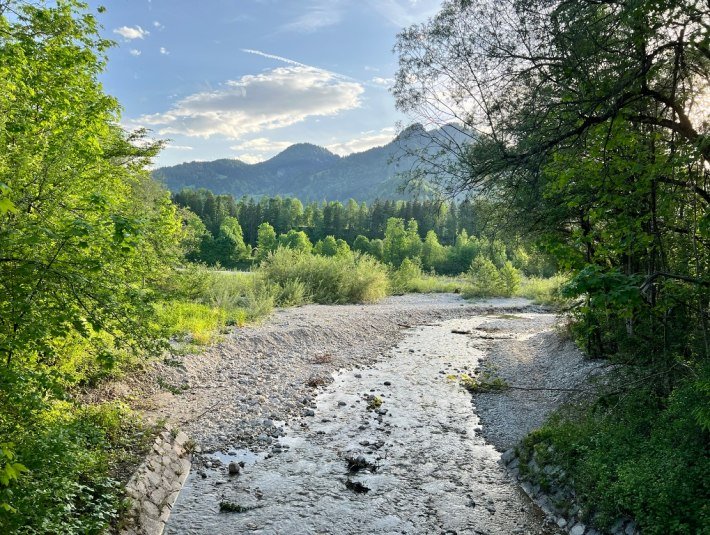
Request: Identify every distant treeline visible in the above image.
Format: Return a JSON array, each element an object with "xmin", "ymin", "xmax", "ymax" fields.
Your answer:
[
  {"xmin": 175, "ymin": 188, "xmax": 492, "ymax": 245},
  {"xmin": 172, "ymin": 188, "xmax": 555, "ymax": 276}
]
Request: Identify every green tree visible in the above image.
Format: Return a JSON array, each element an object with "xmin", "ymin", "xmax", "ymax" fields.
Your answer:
[
  {"xmin": 421, "ymin": 230, "xmax": 447, "ymax": 272},
  {"xmin": 0, "ymin": 0, "xmax": 182, "ymax": 526},
  {"xmin": 279, "ymin": 229, "xmax": 313, "ymax": 253},
  {"xmin": 467, "ymin": 257, "xmax": 503, "ymax": 297},
  {"xmin": 383, "ymin": 218, "xmax": 409, "ymax": 266},
  {"xmin": 213, "ymin": 216, "xmax": 249, "ymax": 268},
  {"xmin": 499, "ymin": 261, "xmax": 521, "ymax": 297},
  {"xmin": 255, "ymin": 222, "xmax": 278, "ymax": 261}
]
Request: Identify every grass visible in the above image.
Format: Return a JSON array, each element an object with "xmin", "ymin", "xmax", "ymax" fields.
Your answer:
[
  {"xmin": 389, "ymin": 258, "xmax": 467, "ymax": 294},
  {"xmin": 514, "ymin": 274, "xmax": 569, "ymax": 305},
  {"xmin": 155, "ymin": 266, "xmax": 277, "ymax": 345}
]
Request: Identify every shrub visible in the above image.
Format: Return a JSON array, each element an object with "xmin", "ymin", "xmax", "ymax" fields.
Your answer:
[
  {"xmin": 259, "ymin": 248, "xmax": 388, "ymax": 304},
  {"xmin": 464, "ymin": 257, "xmax": 504, "ymax": 297},
  {"xmin": 499, "ymin": 261, "xmax": 522, "ymax": 296},
  {"xmin": 520, "ymin": 378, "xmax": 710, "ymax": 534},
  {"xmin": 388, "ymin": 258, "xmax": 423, "ymax": 294}
]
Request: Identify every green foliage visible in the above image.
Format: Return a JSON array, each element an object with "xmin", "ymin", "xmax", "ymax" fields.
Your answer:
[
  {"xmin": 158, "ymin": 266, "xmax": 277, "ymax": 343},
  {"xmin": 521, "ymin": 377, "xmax": 710, "ymax": 534},
  {"xmin": 388, "ymin": 258, "xmax": 423, "ymax": 294},
  {"xmin": 255, "ymin": 222, "xmax": 278, "ymax": 261},
  {"xmin": 459, "ymin": 373, "xmax": 509, "ymax": 393},
  {"xmin": 0, "ymin": 2, "xmax": 183, "ymax": 530},
  {"xmin": 465, "ymin": 257, "xmax": 504, "ymax": 298},
  {"xmin": 278, "ymin": 229, "xmax": 313, "ymax": 253},
  {"xmin": 259, "ymin": 248, "xmax": 389, "ymax": 304},
  {"xmin": 499, "ymin": 261, "xmax": 522, "ymax": 297},
  {"xmin": 394, "ymin": 0, "xmax": 709, "ymax": 532},
  {"xmin": 516, "ymin": 274, "xmax": 568, "ymax": 306},
  {"xmin": 0, "ymin": 364, "xmax": 153, "ymax": 534}
]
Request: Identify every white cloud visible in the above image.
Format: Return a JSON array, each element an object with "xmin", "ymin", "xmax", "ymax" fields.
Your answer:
[
  {"xmin": 371, "ymin": 76, "xmax": 394, "ymax": 87},
  {"xmin": 282, "ymin": 1, "xmax": 345, "ymax": 33},
  {"xmin": 160, "ymin": 47, "xmax": 169, "ymax": 55},
  {"xmin": 230, "ymin": 138, "xmax": 293, "ymax": 153},
  {"xmin": 113, "ymin": 25, "xmax": 149, "ymax": 40},
  {"xmin": 153, "ymin": 21, "xmax": 164, "ymax": 30},
  {"xmin": 129, "ymin": 49, "xmax": 142, "ymax": 56},
  {"xmin": 132, "ymin": 66, "xmax": 364, "ymax": 139},
  {"xmin": 327, "ymin": 127, "xmax": 396, "ymax": 155},
  {"xmin": 165, "ymin": 144, "xmax": 193, "ymax": 150},
  {"xmin": 235, "ymin": 153, "xmax": 266, "ymax": 164}
]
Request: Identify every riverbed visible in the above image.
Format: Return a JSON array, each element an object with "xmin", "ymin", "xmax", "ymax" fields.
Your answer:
[{"xmin": 162, "ymin": 303, "xmax": 576, "ymax": 534}]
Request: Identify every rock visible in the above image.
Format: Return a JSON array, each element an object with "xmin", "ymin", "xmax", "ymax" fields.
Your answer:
[
  {"xmin": 228, "ymin": 462, "xmax": 241, "ymax": 475},
  {"xmin": 383, "ymin": 381, "xmax": 392, "ymax": 386},
  {"xmin": 501, "ymin": 449, "xmax": 516, "ymax": 464},
  {"xmin": 337, "ymin": 401, "xmax": 347, "ymax": 406},
  {"xmin": 556, "ymin": 517, "xmax": 567, "ymax": 528},
  {"xmin": 570, "ymin": 524, "xmax": 586, "ymax": 535},
  {"xmin": 624, "ymin": 522, "xmax": 637, "ymax": 535},
  {"xmin": 304, "ymin": 409, "xmax": 315, "ymax": 416},
  {"xmin": 610, "ymin": 519, "xmax": 625, "ymax": 534}
]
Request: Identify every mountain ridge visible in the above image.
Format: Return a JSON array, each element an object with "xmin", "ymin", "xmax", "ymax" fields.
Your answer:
[{"xmin": 153, "ymin": 124, "xmax": 466, "ymax": 201}]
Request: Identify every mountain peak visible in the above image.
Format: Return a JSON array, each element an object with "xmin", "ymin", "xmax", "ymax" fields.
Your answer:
[{"xmin": 267, "ymin": 143, "xmax": 338, "ymax": 164}]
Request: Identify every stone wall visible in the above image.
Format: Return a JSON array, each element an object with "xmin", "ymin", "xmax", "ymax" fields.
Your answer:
[
  {"xmin": 121, "ymin": 427, "xmax": 193, "ymax": 535},
  {"xmin": 501, "ymin": 448, "xmax": 640, "ymax": 535}
]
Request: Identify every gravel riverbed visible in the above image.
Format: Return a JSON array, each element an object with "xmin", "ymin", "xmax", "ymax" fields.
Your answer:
[{"xmin": 116, "ymin": 294, "xmax": 597, "ymax": 534}]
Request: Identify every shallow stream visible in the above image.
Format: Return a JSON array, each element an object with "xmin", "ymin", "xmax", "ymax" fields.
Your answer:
[{"xmin": 166, "ymin": 316, "xmax": 556, "ymax": 534}]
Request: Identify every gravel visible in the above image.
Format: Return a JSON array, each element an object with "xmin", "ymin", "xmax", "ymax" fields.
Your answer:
[{"xmin": 121, "ymin": 294, "xmax": 541, "ymax": 455}]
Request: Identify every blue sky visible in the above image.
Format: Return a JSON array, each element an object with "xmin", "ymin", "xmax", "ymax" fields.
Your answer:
[{"xmin": 90, "ymin": 0, "xmax": 442, "ymax": 167}]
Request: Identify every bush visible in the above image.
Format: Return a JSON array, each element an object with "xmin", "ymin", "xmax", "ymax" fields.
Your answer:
[
  {"xmin": 259, "ymin": 248, "xmax": 388, "ymax": 304},
  {"xmin": 520, "ymin": 378, "xmax": 710, "ymax": 534},
  {"xmin": 388, "ymin": 258, "xmax": 423, "ymax": 294},
  {"xmin": 0, "ymin": 366, "xmax": 155, "ymax": 534},
  {"xmin": 464, "ymin": 257, "xmax": 504, "ymax": 297},
  {"xmin": 499, "ymin": 261, "xmax": 522, "ymax": 296}
]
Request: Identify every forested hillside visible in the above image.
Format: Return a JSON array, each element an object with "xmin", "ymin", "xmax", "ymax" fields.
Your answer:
[{"xmin": 154, "ymin": 124, "xmax": 466, "ymax": 201}]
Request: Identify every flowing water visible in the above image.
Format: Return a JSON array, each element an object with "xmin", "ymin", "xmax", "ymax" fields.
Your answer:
[{"xmin": 166, "ymin": 316, "xmax": 558, "ymax": 534}]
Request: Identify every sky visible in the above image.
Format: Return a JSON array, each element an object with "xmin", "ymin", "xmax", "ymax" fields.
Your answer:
[{"xmin": 88, "ymin": 0, "xmax": 443, "ymax": 167}]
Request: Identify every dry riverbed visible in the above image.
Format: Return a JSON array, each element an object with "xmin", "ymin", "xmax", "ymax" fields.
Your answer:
[{"xmin": 118, "ymin": 294, "xmax": 596, "ymax": 534}]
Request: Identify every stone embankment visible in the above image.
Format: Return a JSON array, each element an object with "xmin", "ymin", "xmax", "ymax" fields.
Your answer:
[
  {"xmin": 120, "ymin": 427, "xmax": 193, "ymax": 535},
  {"xmin": 501, "ymin": 448, "xmax": 640, "ymax": 535}
]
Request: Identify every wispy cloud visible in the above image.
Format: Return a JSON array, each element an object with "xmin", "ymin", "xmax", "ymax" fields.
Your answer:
[
  {"xmin": 165, "ymin": 144, "xmax": 194, "ymax": 151},
  {"xmin": 241, "ymin": 48, "xmax": 311, "ymax": 69},
  {"xmin": 113, "ymin": 25, "xmax": 149, "ymax": 40},
  {"xmin": 327, "ymin": 127, "xmax": 396, "ymax": 155},
  {"xmin": 282, "ymin": 0, "xmax": 345, "ymax": 33},
  {"xmin": 371, "ymin": 76, "xmax": 394, "ymax": 87},
  {"xmin": 153, "ymin": 20, "xmax": 164, "ymax": 30},
  {"xmin": 366, "ymin": 0, "xmax": 441, "ymax": 27},
  {"xmin": 129, "ymin": 49, "xmax": 142, "ymax": 56},
  {"xmin": 242, "ymin": 48, "xmax": 359, "ymax": 85},
  {"xmin": 160, "ymin": 47, "xmax": 169, "ymax": 55},
  {"xmin": 131, "ymin": 66, "xmax": 364, "ymax": 139}
]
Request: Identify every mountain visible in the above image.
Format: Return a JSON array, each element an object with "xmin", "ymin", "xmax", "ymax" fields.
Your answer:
[{"xmin": 153, "ymin": 124, "xmax": 469, "ymax": 201}]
